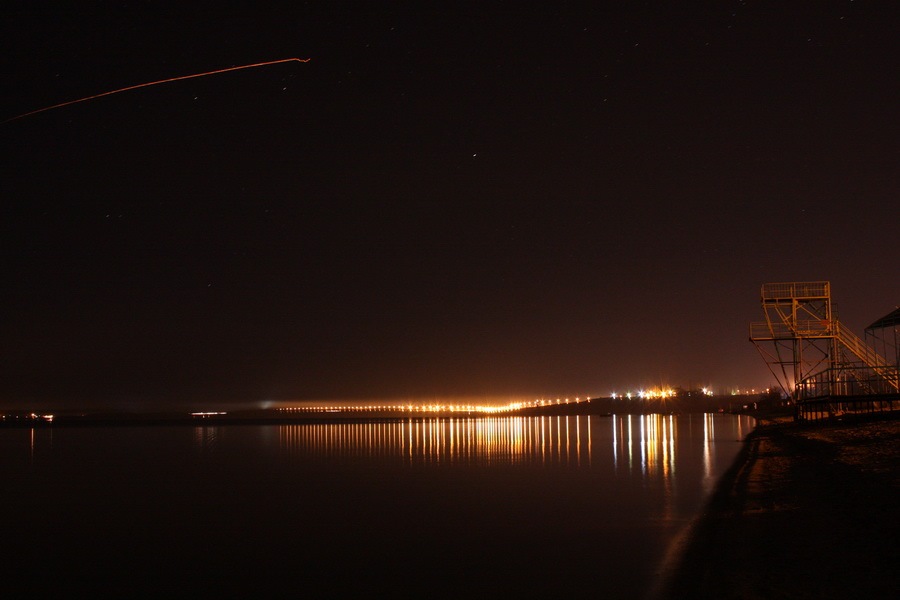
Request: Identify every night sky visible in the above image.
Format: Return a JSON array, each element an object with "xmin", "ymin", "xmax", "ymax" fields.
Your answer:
[{"xmin": 2, "ymin": 2, "xmax": 897, "ymax": 411}]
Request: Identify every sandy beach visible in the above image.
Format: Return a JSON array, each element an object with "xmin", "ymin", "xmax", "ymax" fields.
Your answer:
[{"xmin": 660, "ymin": 410, "xmax": 900, "ymax": 599}]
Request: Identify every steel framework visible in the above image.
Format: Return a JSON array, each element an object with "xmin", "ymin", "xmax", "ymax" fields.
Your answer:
[{"xmin": 749, "ymin": 281, "xmax": 899, "ymax": 418}]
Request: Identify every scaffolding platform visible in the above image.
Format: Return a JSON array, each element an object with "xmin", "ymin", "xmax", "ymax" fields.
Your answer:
[{"xmin": 749, "ymin": 281, "xmax": 899, "ymax": 421}]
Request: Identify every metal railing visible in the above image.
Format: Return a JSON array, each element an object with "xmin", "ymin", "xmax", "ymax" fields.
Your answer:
[
  {"xmin": 761, "ymin": 281, "xmax": 830, "ymax": 300},
  {"xmin": 749, "ymin": 319, "xmax": 834, "ymax": 340},
  {"xmin": 836, "ymin": 321, "xmax": 894, "ymax": 369},
  {"xmin": 797, "ymin": 363, "xmax": 900, "ymax": 400}
]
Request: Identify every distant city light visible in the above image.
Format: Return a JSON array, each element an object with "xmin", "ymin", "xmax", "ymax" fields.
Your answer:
[{"xmin": 269, "ymin": 385, "xmax": 768, "ymax": 416}]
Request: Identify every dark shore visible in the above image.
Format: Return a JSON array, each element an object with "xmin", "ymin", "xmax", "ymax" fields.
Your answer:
[{"xmin": 660, "ymin": 410, "xmax": 900, "ymax": 599}]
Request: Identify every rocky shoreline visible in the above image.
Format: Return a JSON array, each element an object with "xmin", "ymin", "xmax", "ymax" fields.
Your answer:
[{"xmin": 659, "ymin": 411, "xmax": 900, "ymax": 599}]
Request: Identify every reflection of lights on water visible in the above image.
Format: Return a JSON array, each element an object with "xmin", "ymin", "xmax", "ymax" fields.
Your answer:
[
  {"xmin": 612, "ymin": 414, "xmax": 678, "ymax": 478},
  {"xmin": 277, "ymin": 416, "xmax": 601, "ymax": 466},
  {"xmin": 627, "ymin": 415, "xmax": 633, "ymax": 470},
  {"xmin": 612, "ymin": 416, "xmax": 618, "ymax": 464},
  {"xmin": 273, "ymin": 413, "xmax": 753, "ymax": 484},
  {"xmin": 193, "ymin": 425, "xmax": 220, "ymax": 450},
  {"xmin": 640, "ymin": 417, "xmax": 646, "ymax": 474},
  {"xmin": 703, "ymin": 413, "xmax": 714, "ymax": 486},
  {"xmin": 24, "ymin": 424, "xmax": 54, "ymax": 465},
  {"xmin": 280, "ymin": 413, "xmax": 680, "ymax": 470}
]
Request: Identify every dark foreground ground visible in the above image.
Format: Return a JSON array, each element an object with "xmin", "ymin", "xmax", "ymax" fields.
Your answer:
[{"xmin": 660, "ymin": 410, "xmax": 900, "ymax": 599}]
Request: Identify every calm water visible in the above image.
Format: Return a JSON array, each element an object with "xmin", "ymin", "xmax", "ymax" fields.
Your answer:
[{"xmin": 1, "ymin": 413, "xmax": 754, "ymax": 598}]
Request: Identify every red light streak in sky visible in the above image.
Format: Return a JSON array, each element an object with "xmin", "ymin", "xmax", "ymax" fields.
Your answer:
[{"xmin": 4, "ymin": 57, "xmax": 311, "ymax": 123}]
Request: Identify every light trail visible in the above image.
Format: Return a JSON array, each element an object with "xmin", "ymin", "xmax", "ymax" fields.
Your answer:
[{"xmin": 3, "ymin": 57, "xmax": 310, "ymax": 124}]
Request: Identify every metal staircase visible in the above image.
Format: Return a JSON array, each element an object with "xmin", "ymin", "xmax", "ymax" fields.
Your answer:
[
  {"xmin": 750, "ymin": 281, "xmax": 900, "ymax": 410},
  {"xmin": 835, "ymin": 321, "xmax": 896, "ymax": 383}
]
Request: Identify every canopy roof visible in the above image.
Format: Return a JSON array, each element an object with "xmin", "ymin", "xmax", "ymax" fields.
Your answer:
[{"xmin": 866, "ymin": 307, "xmax": 900, "ymax": 330}]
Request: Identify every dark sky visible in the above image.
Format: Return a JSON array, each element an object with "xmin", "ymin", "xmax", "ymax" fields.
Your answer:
[{"xmin": 2, "ymin": 2, "xmax": 898, "ymax": 410}]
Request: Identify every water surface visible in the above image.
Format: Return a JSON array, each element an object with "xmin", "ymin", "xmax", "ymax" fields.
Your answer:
[{"xmin": 1, "ymin": 413, "xmax": 753, "ymax": 598}]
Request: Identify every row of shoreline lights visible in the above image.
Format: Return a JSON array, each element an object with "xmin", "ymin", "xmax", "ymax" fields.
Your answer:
[
  {"xmin": 278, "ymin": 387, "xmax": 716, "ymax": 414},
  {"xmin": 279, "ymin": 397, "xmax": 592, "ymax": 414},
  {"xmin": 0, "ymin": 412, "xmax": 55, "ymax": 422},
  {"xmin": 610, "ymin": 387, "xmax": 715, "ymax": 400}
]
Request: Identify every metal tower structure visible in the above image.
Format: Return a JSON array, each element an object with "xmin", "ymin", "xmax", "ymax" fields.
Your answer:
[
  {"xmin": 749, "ymin": 281, "xmax": 899, "ymax": 418},
  {"xmin": 749, "ymin": 281, "xmax": 835, "ymax": 400}
]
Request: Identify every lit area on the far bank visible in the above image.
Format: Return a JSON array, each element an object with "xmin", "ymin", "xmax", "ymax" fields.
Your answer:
[
  {"xmin": 274, "ymin": 386, "xmax": 771, "ymax": 416},
  {"xmin": 0, "ymin": 386, "xmax": 773, "ymax": 423},
  {"xmin": 0, "ymin": 412, "xmax": 55, "ymax": 422},
  {"xmin": 275, "ymin": 397, "xmax": 592, "ymax": 415}
]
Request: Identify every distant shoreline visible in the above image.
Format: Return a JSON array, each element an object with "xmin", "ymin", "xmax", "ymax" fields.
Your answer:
[
  {"xmin": 0, "ymin": 392, "xmax": 777, "ymax": 428},
  {"xmin": 0, "ymin": 405, "xmax": 764, "ymax": 428}
]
